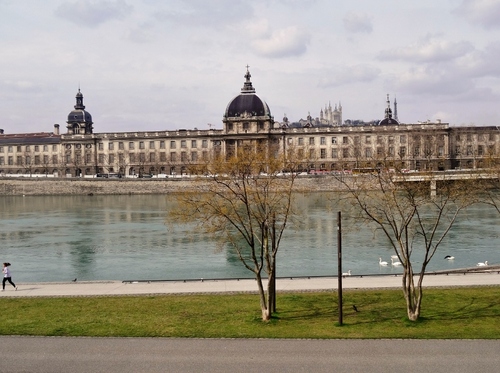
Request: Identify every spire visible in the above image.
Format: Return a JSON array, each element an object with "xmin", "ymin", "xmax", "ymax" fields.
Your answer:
[
  {"xmin": 394, "ymin": 96, "xmax": 398, "ymax": 122},
  {"xmin": 241, "ymin": 65, "xmax": 256, "ymax": 94},
  {"xmin": 74, "ymin": 88, "xmax": 85, "ymax": 110},
  {"xmin": 384, "ymin": 93, "xmax": 392, "ymax": 119},
  {"xmin": 282, "ymin": 113, "xmax": 289, "ymax": 128}
]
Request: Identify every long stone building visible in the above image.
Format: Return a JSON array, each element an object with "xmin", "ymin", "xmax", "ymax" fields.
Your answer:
[{"xmin": 1, "ymin": 68, "xmax": 499, "ymax": 178}]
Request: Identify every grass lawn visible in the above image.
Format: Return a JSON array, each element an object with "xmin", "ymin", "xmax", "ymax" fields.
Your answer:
[{"xmin": 1, "ymin": 287, "xmax": 499, "ymax": 339}]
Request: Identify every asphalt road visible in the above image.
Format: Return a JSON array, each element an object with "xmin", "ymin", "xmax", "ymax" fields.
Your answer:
[{"xmin": 1, "ymin": 337, "xmax": 499, "ymax": 373}]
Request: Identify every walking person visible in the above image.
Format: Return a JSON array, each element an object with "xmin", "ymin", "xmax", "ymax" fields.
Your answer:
[{"xmin": 2, "ymin": 262, "xmax": 17, "ymax": 291}]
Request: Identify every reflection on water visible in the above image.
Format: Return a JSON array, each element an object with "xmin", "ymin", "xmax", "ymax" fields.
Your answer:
[{"xmin": 1, "ymin": 193, "xmax": 499, "ymax": 282}]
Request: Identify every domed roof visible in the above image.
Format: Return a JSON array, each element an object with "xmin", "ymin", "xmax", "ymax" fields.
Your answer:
[
  {"xmin": 224, "ymin": 68, "xmax": 271, "ymax": 118},
  {"xmin": 68, "ymin": 109, "xmax": 92, "ymax": 123},
  {"xmin": 67, "ymin": 89, "xmax": 93, "ymax": 124},
  {"xmin": 378, "ymin": 117, "xmax": 399, "ymax": 125}
]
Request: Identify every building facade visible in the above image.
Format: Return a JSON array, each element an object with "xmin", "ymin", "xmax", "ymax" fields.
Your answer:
[{"xmin": 1, "ymin": 68, "xmax": 499, "ymax": 177}]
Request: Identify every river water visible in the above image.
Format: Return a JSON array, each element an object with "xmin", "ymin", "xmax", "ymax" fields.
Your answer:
[{"xmin": 1, "ymin": 193, "xmax": 499, "ymax": 282}]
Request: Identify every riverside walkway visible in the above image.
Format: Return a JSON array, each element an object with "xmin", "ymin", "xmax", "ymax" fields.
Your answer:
[{"xmin": 2, "ymin": 268, "xmax": 500, "ymax": 297}]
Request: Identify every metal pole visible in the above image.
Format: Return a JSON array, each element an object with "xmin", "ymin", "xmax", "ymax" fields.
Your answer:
[
  {"xmin": 337, "ymin": 211, "xmax": 343, "ymax": 325},
  {"xmin": 272, "ymin": 213, "xmax": 276, "ymax": 313}
]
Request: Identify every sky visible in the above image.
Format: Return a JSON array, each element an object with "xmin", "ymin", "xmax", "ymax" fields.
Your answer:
[{"xmin": 1, "ymin": 0, "xmax": 500, "ymax": 134}]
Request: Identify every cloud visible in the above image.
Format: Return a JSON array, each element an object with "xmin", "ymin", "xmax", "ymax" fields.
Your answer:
[
  {"xmin": 453, "ymin": 0, "xmax": 500, "ymax": 29},
  {"xmin": 55, "ymin": 0, "xmax": 132, "ymax": 27},
  {"xmin": 474, "ymin": 41, "xmax": 500, "ymax": 77},
  {"xmin": 251, "ymin": 26, "xmax": 310, "ymax": 58},
  {"xmin": 126, "ymin": 23, "xmax": 155, "ymax": 44},
  {"xmin": 391, "ymin": 65, "xmax": 475, "ymax": 96},
  {"xmin": 383, "ymin": 39, "xmax": 500, "ymax": 101},
  {"xmin": 153, "ymin": 0, "xmax": 253, "ymax": 29},
  {"xmin": 343, "ymin": 12, "xmax": 373, "ymax": 34},
  {"xmin": 246, "ymin": 18, "xmax": 271, "ymax": 39},
  {"xmin": 1, "ymin": 80, "xmax": 42, "ymax": 93},
  {"xmin": 318, "ymin": 65, "xmax": 380, "ymax": 87},
  {"xmin": 378, "ymin": 35, "xmax": 474, "ymax": 63}
]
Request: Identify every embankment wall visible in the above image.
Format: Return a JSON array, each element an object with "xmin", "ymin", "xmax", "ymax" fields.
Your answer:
[{"xmin": 0, "ymin": 176, "xmax": 346, "ymax": 196}]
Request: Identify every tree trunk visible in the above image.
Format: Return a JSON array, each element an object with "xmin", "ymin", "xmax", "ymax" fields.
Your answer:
[
  {"xmin": 401, "ymin": 263, "xmax": 422, "ymax": 321},
  {"xmin": 255, "ymin": 272, "xmax": 270, "ymax": 321},
  {"xmin": 267, "ymin": 271, "xmax": 275, "ymax": 316}
]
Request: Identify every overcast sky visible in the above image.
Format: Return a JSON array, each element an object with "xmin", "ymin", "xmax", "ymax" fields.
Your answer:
[{"xmin": 2, "ymin": 0, "xmax": 500, "ymax": 134}]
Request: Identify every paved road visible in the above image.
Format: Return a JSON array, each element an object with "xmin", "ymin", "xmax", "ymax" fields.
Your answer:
[
  {"xmin": 2, "ymin": 270, "xmax": 500, "ymax": 298},
  {"xmin": 1, "ymin": 337, "xmax": 499, "ymax": 373}
]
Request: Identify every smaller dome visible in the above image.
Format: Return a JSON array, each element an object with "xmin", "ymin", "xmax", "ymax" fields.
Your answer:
[
  {"xmin": 378, "ymin": 117, "xmax": 399, "ymax": 125},
  {"xmin": 67, "ymin": 109, "xmax": 92, "ymax": 123}
]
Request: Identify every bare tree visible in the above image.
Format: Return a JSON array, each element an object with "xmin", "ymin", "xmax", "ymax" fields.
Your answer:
[
  {"xmin": 117, "ymin": 150, "xmax": 130, "ymax": 177},
  {"xmin": 22, "ymin": 151, "xmax": 34, "ymax": 176},
  {"xmin": 169, "ymin": 143, "xmax": 302, "ymax": 321},
  {"xmin": 41, "ymin": 154, "xmax": 52, "ymax": 176},
  {"xmin": 476, "ymin": 157, "xmax": 500, "ymax": 213},
  {"xmin": 333, "ymin": 167, "xmax": 479, "ymax": 321},
  {"xmin": 150, "ymin": 149, "xmax": 165, "ymax": 177}
]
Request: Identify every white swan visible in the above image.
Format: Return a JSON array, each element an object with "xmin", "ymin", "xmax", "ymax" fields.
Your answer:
[
  {"xmin": 391, "ymin": 255, "xmax": 399, "ymax": 259},
  {"xmin": 391, "ymin": 258, "xmax": 402, "ymax": 266},
  {"xmin": 342, "ymin": 270, "xmax": 351, "ymax": 277},
  {"xmin": 379, "ymin": 257, "xmax": 388, "ymax": 266},
  {"xmin": 477, "ymin": 261, "xmax": 488, "ymax": 266},
  {"xmin": 444, "ymin": 255, "xmax": 455, "ymax": 260}
]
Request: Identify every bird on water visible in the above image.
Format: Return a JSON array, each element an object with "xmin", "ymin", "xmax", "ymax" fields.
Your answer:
[{"xmin": 391, "ymin": 258, "xmax": 402, "ymax": 266}]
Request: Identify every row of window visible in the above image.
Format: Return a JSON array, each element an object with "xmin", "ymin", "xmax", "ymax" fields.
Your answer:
[
  {"xmin": 0, "ymin": 155, "xmax": 58, "ymax": 166},
  {"xmin": 302, "ymin": 145, "xmax": 478, "ymax": 159},
  {"xmin": 455, "ymin": 145, "xmax": 493, "ymax": 156},
  {"xmin": 96, "ymin": 151, "xmax": 209, "ymax": 164},
  {"xmin": 0, "ymin": 139, "xmax": 213, "ymax": 154},
  {"xmin": 290, "ymin": 135, "xmax": 423, "ymax": 146},
  {"xmin": 0, "ymin": 149, "xmax": 213, "ymax": 166},
  {"xmin": 300, "ymin": 146, "xmax": 438, "ymax": 159},
  {"xmin": 95, "ymin": 139, "xmax": 210, "ymax": 151},
  {"xmin": 0, "ymin": 145, "xmax": 58, "ymax": 153},
  {"xmin": 226, "ymin": 123, "xmax": 265, "ymax": 131},
  {"xmin": 285, "ymin": 133, "xmax": 498, "ymax": 147},
  {"xmin": 456, "ymin": 133, "xmax": 496, "ymax": 142}
]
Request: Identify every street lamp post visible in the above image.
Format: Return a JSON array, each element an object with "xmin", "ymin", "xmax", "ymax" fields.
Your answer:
[{"xmin": 337, "ymin": 211, "xmax": 343, "ymax": 326}]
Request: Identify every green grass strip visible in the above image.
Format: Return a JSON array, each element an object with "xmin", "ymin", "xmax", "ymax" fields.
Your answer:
[{"xmin": 1, "ymin": 287, "xmax": 499, "ymax": 339}]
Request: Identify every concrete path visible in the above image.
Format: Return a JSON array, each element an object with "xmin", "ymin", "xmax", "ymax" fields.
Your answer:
[
  {"xmin": 2, "ymin": 270, "xmax": 499, "ymax": 297},
  {"xmin": 1, "ymin": 337, "xmax": 499, "ymax": 373}
]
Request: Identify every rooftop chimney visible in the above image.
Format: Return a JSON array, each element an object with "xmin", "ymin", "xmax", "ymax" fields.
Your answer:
[{"xmin": 54, "ymin": 124, "xmax": 60, "ymax": 135}]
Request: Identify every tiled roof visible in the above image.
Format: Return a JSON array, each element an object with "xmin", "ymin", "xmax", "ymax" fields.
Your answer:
[{"xmin": 0, "ymin": 132, "xmax": 61, "ymax": 145}]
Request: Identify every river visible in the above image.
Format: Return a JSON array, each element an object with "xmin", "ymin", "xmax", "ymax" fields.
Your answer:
[{"xmin": 1, "ymin": 193, "xmax": 499, "ymax": 282}]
